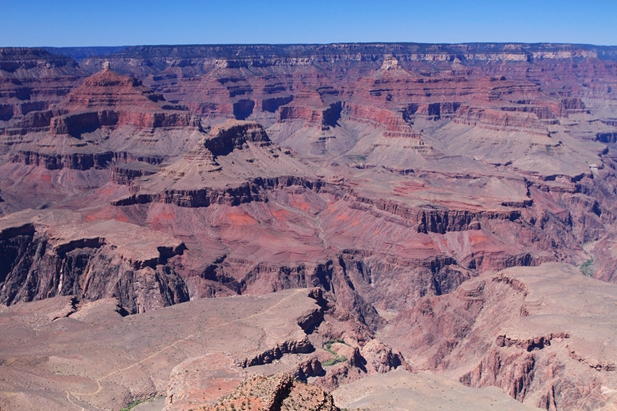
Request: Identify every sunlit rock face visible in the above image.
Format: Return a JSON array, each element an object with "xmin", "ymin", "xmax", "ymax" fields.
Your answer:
[{"xmin": 2, "ymin": 43, "xmax": 617, "ymax": 410}]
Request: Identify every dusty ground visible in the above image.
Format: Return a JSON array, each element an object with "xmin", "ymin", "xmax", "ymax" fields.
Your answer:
[
  {"xmin": 0, "ymin": 289, "xmax": 322, "ymax": 410},
  {"xmin": 333, "ymin": 368, "xmax": 540, "ymax": 410},
  {"xmin": 133, "ymin": 397, "xmax": 165, "ymax": 411}
]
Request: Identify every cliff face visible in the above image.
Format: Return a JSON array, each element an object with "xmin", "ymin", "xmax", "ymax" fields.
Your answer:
[
  {"xmin": 380, "ymin": 263, "xmax": 617, "ymax": 410},
  {"xmin": 0, "ymin": 48, "xmax": 83, "ymax": 134},
  {"xmin": 2, "ymin": 43, "xmax": 617, "ymax": 410},
  {"xmin": 0, "ymin": 210, "xmax": 188, "ymax": 313},
  {"xmin": 4, "ymin": 67, "xmax": 197, "ymax": 137},
  {"xmin": 0, "ymin": 44, "xmax": 614, "ymax": 292},
  {"xmin": 191, "ymin": 373, "xmax": 340, "ymax": 411}
]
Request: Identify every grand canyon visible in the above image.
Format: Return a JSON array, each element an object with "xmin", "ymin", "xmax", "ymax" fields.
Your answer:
[{"xmin": 1, "ymin": 42, "xmax": 617, "ymax": 410}]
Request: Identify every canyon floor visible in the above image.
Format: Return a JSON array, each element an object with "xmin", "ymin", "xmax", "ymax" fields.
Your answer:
[
  {"xmin": 0, "ymin": 287, "xmax": 539, "ymax": 411},
  {"xmin": 1, "ymin": 43, "xmax": 617, "ymax": 410}
]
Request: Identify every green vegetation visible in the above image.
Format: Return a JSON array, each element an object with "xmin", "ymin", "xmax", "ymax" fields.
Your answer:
[
  {"xmin": 120, "ymin": 400, "xmax": 142, "ymax": 411},
  {"xmin": 579, "ymin": 258, "xmax": 594, "ymax": 277},
  {"xmin": 322, "ymin": 355, "xmax": 347, "ymax": 366},
  {"xmin": 120, "ymin": 395, "xmax": 164, "ymax": 411},
  {"xmin": 324, "ymin": 338, "xmax": 347, "ymax": 352},
  {"xmin": 322, "ymin": 338, "xmax": 349, "ymax": 367}
]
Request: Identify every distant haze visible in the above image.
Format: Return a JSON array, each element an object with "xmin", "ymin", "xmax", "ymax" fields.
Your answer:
[{"xmin": 1, "ymin": 0, "xmax": 616, "ymax": 47}]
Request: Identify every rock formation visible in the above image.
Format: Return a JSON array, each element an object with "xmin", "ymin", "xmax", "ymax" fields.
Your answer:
[
  {"xmin": 2, "ymin": 42, "xmax": 617, "ymax": 410},
  {"xmin": 194, "ymin": 373, "xmax": 340, "ymax": 411},
  {"xmin": 380, "ymin": 263, "xmax": 617, "ymax": 410},
  {"xmin": 0, "ymin": 209, "xmax": 188, "ymax": 313},
  {"xmin": 0, "ymin": 288, "xmax": 405, "ymax": 410}
]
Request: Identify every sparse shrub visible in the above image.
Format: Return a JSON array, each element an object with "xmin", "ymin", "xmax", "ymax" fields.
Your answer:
[
  {"xmin": 120, "ymin": 399, "xmax": 143, "ymax": 411},
  {"xmin": 580, "ymin": 258, "xmax": 594, "ymax": 276}
]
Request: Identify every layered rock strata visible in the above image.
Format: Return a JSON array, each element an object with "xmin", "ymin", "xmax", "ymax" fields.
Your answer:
[{"xmin": 1, "ymin": 43, "xmax": 617, "ymax": 410}]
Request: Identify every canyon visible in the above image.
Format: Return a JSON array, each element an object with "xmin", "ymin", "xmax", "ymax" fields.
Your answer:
[{"xmin": 1, "ymin": 42, "xmax": 617, "ymax": 410}]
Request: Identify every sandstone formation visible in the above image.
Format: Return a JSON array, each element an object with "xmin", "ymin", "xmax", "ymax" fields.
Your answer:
[
  {"xmin": 380, "ymin": 263, "xmax": 617, "ymax": 410},
  {"xmin": 0, "ymin": 209, "xmax": 188, "ymax": 313},
  {"xmin": 196, "ymin": 373, "xmax": 339, "ymax": 411},
  {"xmin": 2, "ymin": 42, "xmax": 617, "ymax": 410},
  {"xmin": 332, "ymin": 368, "xmax": 539, "ymax": 411},
  {"xmin": 0, "ymin": 287, "xmax": 410, "ymax": 410}
]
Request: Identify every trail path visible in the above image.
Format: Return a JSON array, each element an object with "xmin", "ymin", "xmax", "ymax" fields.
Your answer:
[{"xmin": 66, "ymin": 289, "xmax": 304, "ymax": 409}]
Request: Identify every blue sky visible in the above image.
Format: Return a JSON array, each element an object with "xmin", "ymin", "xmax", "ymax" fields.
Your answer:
[{"xmin": 1, "ymin": 0, "xmax": 616, "ymax": 47}]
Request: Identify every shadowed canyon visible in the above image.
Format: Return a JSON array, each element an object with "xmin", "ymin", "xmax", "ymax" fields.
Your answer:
[{"xmin": 2, "ymin": 42, "xmax": 617, "ymax": 410}]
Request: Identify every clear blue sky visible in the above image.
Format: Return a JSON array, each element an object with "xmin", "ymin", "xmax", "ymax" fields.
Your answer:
[{"xmin": 1, "ymin": 0, "xmax": 616, "ymax": 47}]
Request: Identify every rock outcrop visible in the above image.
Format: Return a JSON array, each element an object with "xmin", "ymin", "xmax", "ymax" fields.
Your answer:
[
  {"xmin": 0, "ymin": 209, "xmax": 188, "ymax": 313},
  {"xmin": 195, "ymin": 373, "xmax": 339, "ymax": 411},
  {"xmin": 381, "ymin": 263, "xmax": 617, "ymax": 410},
  {"xmin": 0, "ymin": 288, "xmax": 377, "ymax": 411}
]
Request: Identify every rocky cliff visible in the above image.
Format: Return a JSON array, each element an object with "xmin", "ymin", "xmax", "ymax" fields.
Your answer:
[
  {"xmin": 2, "ymin": 43, "xmax": 617, "ymax": 410},
  {"xmin": 380, "ymin": 263, "xmax": 617, "ymax": 410},
  {"xmin": 0, "ymin": 209, "xmax": 188, "ymax": 313}
]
